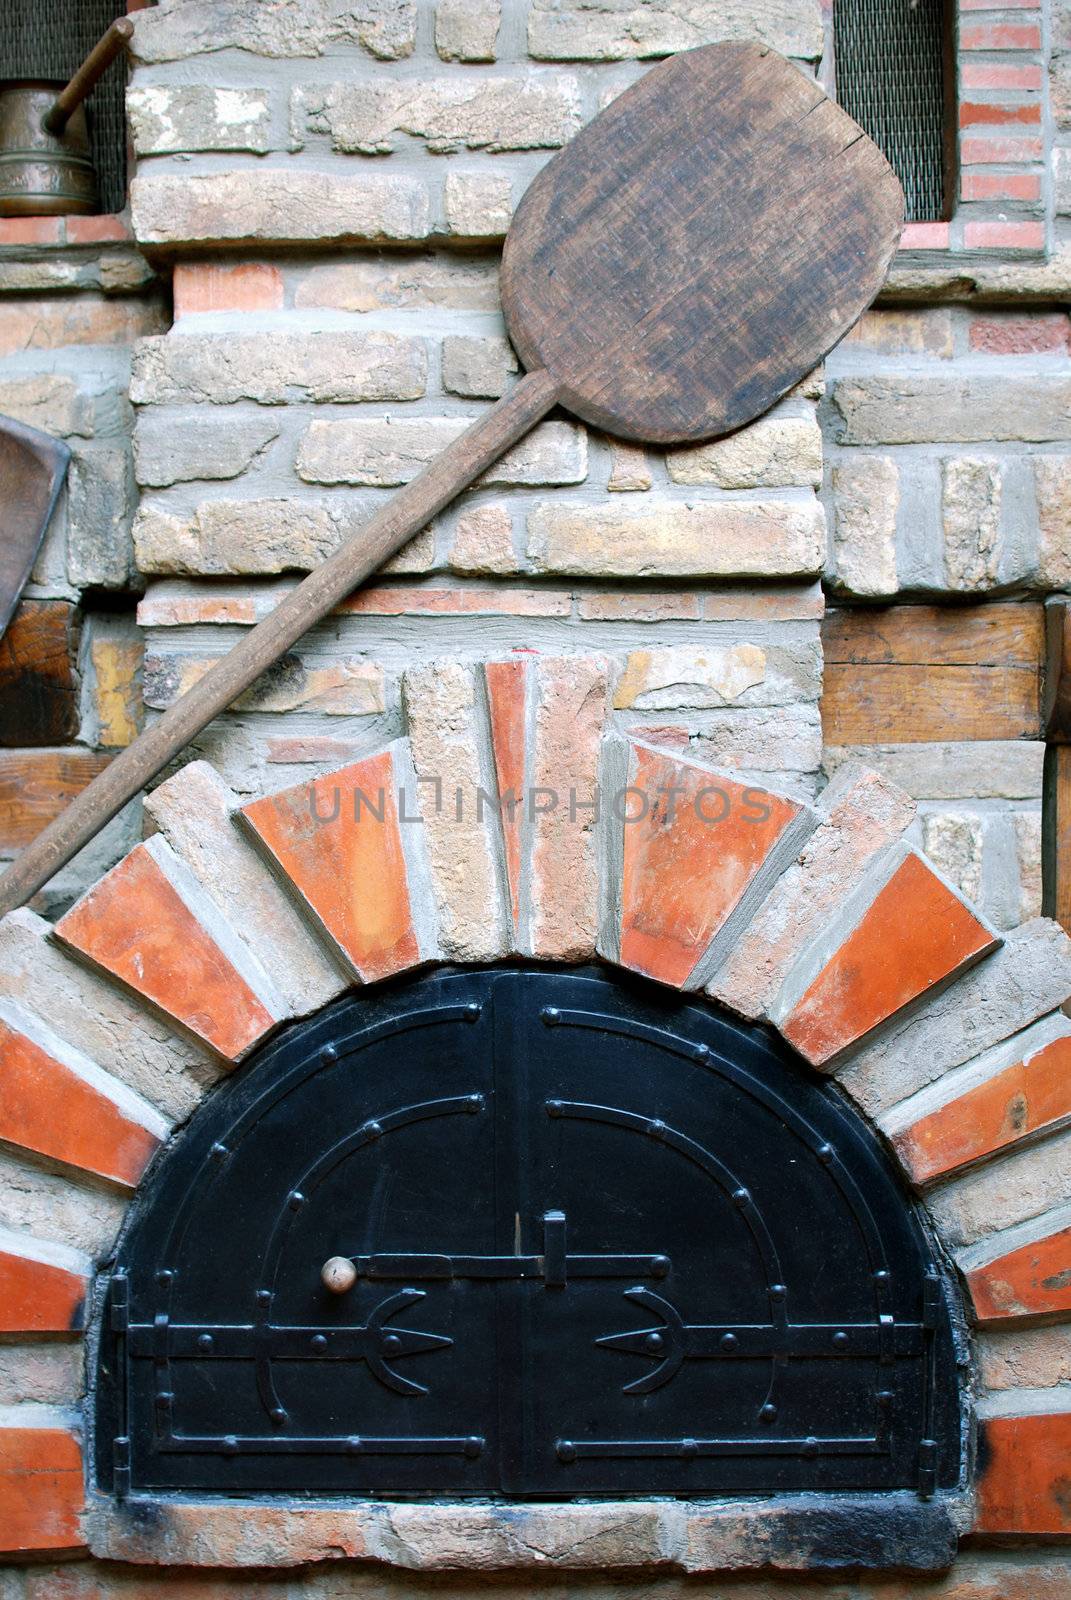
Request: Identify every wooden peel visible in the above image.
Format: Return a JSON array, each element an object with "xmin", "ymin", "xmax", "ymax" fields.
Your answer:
[{"xmin": 0, "ymin": 42, "xmax": 903, "ymax": 918}]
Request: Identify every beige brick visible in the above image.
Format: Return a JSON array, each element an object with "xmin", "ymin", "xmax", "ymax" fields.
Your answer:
[
  {"xmin": 131, "ymin": 169, "xmax": 431, "ymax": 248},
  {"xmin": 131, "ymin": 0, "xmax": 416, "ymax": 61},
  {"xmin": 294, "ymin": 256, "xmax": 500, "ymax": 313},
  {"xmin": 442, "ymin": 334, "xmax": 518, "ymax": 398},
  {"xmin": 297, "ymin": 417, "xmax": 585, "ymax": 487},
  {"xmin": 298, "ymin": 75, "xmax": 580, "ymax": 154},
  {"xmin": 833, "ymin": 376, "xmax": 1071, "ymax": 445},
  {"xmin": 613, "ymin": 645, "xmax": 767, "ymax": 710},
  {"xmin": 1015, "ymin": 810, "xmax": 1043, "ymax": 921},
  {"xmin": 67, "ymin": 444, "xmax": 136, "ymax": 590},
  {"xmin": 943, "ymin": 458, "xmax": 1002, "ymax": 590},
  {"xmin": 436, "ymin": 0, "xmax": 500, "ymax": 59},
  {"xmin": 0, "ymin": 1344, "xmax": 83, "ymax": 1406},
  {"xmin": 607, "ymin": 440, "xmax": 653, "ymax": 491},
  {"xmin": 402, "ymin": 663, "xmax": 508, "ymax": 961},
  {"xmin": 0, "ymin": 374, "xmax": 93, "ymax": 438},
  {"xmin": 922, "ymin": 811, "xmax": 985, "ymax": 906},
  {"xmin": 144, "ymin": 651, "xmax": 386, "ymax": 716},
  {"xmin": 127, "ymin": 85, "xmax": 270, "ymax": 155},
  {"xmin": 710, "ymin": 764, "xmax": 916, "ymax": 1019},
  {"xmin": 830, "ymin": 457, "xmax": 899, "ymax": 597},
  {"xmin": 133, "ymin": 411, "xmax": 279, "ymax": 486},
  {"xmin": 978, "ymin": 1327, "xmax": 1071, "ymax": 1390},
  {"xmin": 841, "ymin": 308, "xmax": 955, "ymax": 357},
  {"xmin": 131, "ymin": 330, "xmax": 426, "ymax": 405},
  {"xmin": 823, "ymin": 741, "xmax": 1045, "ymax": 802},
  {"xmin": 1034, "ymin": 455, "xmax": 1071, "ymax": 586},
  {"xmin": 448, "ymin": 505, "xmax": 516, "ymax": 574},
  {"xmin": 528, "ymin": 0, "xmax": 822, "ymax": 61},
  {"xmin": 927, "ymin": 1128, "xmax": 1071, "ymax": 1248},
  {"xmin": 527, "ymin": 499, "xmax": 825, "ymax": 578},
  {"xmin": 666, "ymin": 416, "xmax": 822, "ymax": 490},
  {"xmin": 0, "ymin": 1147, "xmax": 125, "ymax": 1256},
  {"xmin": 0, "ymin": 295, "xmax": 164, "ymax": 356},
  {"xmin": 443, "ymin": 171, "xmax": 513, "ymax": 238}
]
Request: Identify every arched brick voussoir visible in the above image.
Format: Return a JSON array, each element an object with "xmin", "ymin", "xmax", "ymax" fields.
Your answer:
[
  {"xmin": 238, "ymin": 741, "xmax": 436, "ymax": 984},
  {"xmin": 0, "ymin": 1227, "xmax": 90, "ymax": 1335},
  {"xmin": 55, "ymin": 834, "xmax": 287, "ymax": 1064},
  {"xmin": 975, "ymin": 1396, "xmax": 1071, "ymax": 1536},
  {"xmin": 0, "ymin": 998, "xmax": 167, "ymax": 1190},
  {"xmin": 767, "ymin": 841, "xmax": 1000, "ymax": 1069},
  {"xmin": 957, "ymin": 1203, "xmax": 1071, "ymax": 1325},
  {"xmin": 598, "ymin": 735, "xmax": 817, "ymax": 990},
  {"xmin": 0, "ymin": 1407, "xmax": 84, "ymax": 1555}
]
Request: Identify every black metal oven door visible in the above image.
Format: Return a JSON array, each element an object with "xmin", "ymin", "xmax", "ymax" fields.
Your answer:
[{"xmin": 96, "ymin": 966, "xmax": 960, "ymax": 1497}]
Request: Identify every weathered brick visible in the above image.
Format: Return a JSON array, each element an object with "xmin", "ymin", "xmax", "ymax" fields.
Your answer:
[
  {"xmin": 841, "ymin": 308, "xmax": 954, "ymax": 357},
  {"xmin": 837, "ymin": 918, "xmax": 1071, "ymax": 1116},
  {"xmin": 823, "ymin": 740, "xmax": 1045, "ymax": 801},
  {"xmin": 130, "ymin": 169, "xmax": 431, "ymax": 248},
  {"xmin": 294, "ymin": 255, "xmax": 499, "ymax": 313},
  {"xmin": 144, "ymin": 650, "xmax": 385, "ymax": 717},
  {"xmin": 56, "ymin": 835, "xmax": 284, "ymax": 1061},
  {"xmin": 173, "ymin": 261, "xmax": 284, "ymax": 317},
  {"xmin": 127, "ymin": 85, "xmax": 270, "ymax": 155},
  {"xmin": 239, "ymin": 748, "xmax": 428, "ymax": 982},
  {"xmin": 131, "ymin": 329, "xmax": 425, "ymax": 405},
  {"xmin": 133, "ymin": 411, "xmax": 279, "ymax": 486},
  {"xmin": 443, "ymin": 171, "xmax": 513, "ymax": 238},
  {"xmin": 297, "ymin": 417, "xmax": 585, "ymax": 487},
  {"xmin": 298, "ymin": 75, "xmax": 580, "ymax": 154},
  {"xmin": 0, "ymin": 295, "xmax": 164, "ymax": 356},
  {"xmin": 67, "ymin": 444, "xmax": 136, "ymax": 591},
  {"xmin": 928, "ymin": 1127, "xmax": 1071, "ymax": 1248},
  {"xmin": 711, "ymin": 764, "xmax": 915, "ymax": 1020},
  {"xmin": 976, "ymin": 1406, "xmax": 1071, "ymax": 1535},
  {"xmin": 529, "ymin": 656, "xmax": 607, "ymax": 960},
  {"xmin": 607, "ymin": 440, "xmax": 653, "ymax": 492},
  {"xmin": 527, "ymin": 0, "xmax": 823, "ymax": 62},
  {"xmin": 829, "ymin": 457, "xmax": 899, "ymax": 597},
  {"xmin": 884, "ymin": 1014, "xmax": 1071, "ymax": 1184},
  {"xmin": 0, "ymin": 1232, "xmax": 88, "ymax": 1335},
  {"xmin": 436, "ymin": 0, "xmax": 500, "ymax": 59},
  {"xmin": 672, "ymin": 704, "xmax": 823, "ymax": 777},
  {"xmin": 0, "ymin": 1416, "xmax": 84, "ymax": 1554},
  {"xmin": 613, "ymin": 644, "xmax": 769, "ymax": 710},
  {"xmin": 441, "ymin": 334, "xmax": 518, "ymax": 399},
  {"xmin": 666, "ymin": 415, "xmax": 821, "ymax": 490},
  {"xmin": 527, "ymin": 499, "xmax": 825, "ymax": 578},
  {"xmin": 1015, "ymin": 809, "xmax": 1043, "ymax": 920},
  {"xmin": 774, "ymin": 846, "xmax": 998, "ymax": 1068},
  {"xmin": 922, "ymin": 810, "xmax": 985, "ymax": 905},
  {"xmin": 1034, "ymin": 455, "xmax": 1071, "ymax": 586},
  {"xmin": 402, "ymin": 663, "xmax": 508, "ymax": 962},
  {"xmin": 0, "ymin": 997, "xmax": 165, "ymax": 1188},
  {"xmin": 0, "ymin": 907, "xmax": 220, "ymax": 1124},
  {"xmin": 833, "ymin": 376, "xmax": 1071, "ymax": 444},
  {"xmin": 448, "ymin": 505, "xmax": 516, "ymax": 574},
  {"xmin": 969, "ymin": 313, "xmax": 1069, "ymax": 354},
  {"xmin": 0, "ymin": 1346, "xmax": 83, "ymax": 1407},
  {"xmin": 583, "ymin": 593, "xmax": 700, "ymax": 621},
  {"xmin": 144, "ymin": 762, "xmax": 346, "ymax": 1017},
  {"xmin": 962, "ymin": 1209, "xmax": 1071, "ymax": 1322},
  {"xmin": 0, "ymin": 375, "xmax": 92, "ymax": 438},
  {"xmin": 0, "ymin": 1148, "xmax": 124, "ymax": 1258},
  {"xmin": 978, "ymin": 1328, "xmax": 1071, "ymax": 1392},
  {"xmin": 609, "ymin": 740, "xmax": 811, "ymax": 988},
  {"xmin": 131, "ymin": 0, "xmax": 417, "ymax": 61},
  {"xmin": 942, "ymin": 458, "xmax": 1003, "ymax": 590},
  {"xmin": 484, "ymin": 659, "xmax": 527, "ymax": 937}
]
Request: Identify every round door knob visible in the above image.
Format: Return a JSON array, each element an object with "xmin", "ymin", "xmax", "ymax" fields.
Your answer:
[{"xmin": 321, "ymin": 1255, "xmax": 357, "ymax": 1294}]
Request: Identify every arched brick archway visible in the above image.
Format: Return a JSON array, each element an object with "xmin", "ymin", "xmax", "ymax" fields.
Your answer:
[{"xmin": 0, "ymin": 652, "xmax": 1069, "ymax": 1563}]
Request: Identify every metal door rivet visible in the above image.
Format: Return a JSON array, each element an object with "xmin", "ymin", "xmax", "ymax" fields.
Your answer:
[
  {"xmin": 382, "ymin": 1333, "xmax": 401, "ymax": 1353},
  {"xmin": 465, "ymin": 1003, "xmax": 481, "ymax": 1022},
  {"xmin": 288, "ymin": 1190, "xmax": 304, "ymax": 1211},
  {"xmin": 209, "ymin": 1142, "xmax": 228, "ymax": 1162},
  {"xmin": 833, "ymin": 1330, "xmax": 849, "ymax": 1349},
  {"xmin": 682, "ymin": 1438, "xmax": 698, "ymax": 1458},
  {"xmin": 645, "ymin": 1332, "xmax": 664, "ymax": 1352},
  {"xmin": 647, "ymin": 1118, "xmax": 666, "ymax": 1139},
  {"xmin": 364, "ymin": 1120, "xmax": 382, "ymax": 1139},
  {"xmin": 874, "ymin": 1269, "xmax": 890, "ymax": 1285},
  {"xmin": 155, "ymin": 1269, "xmax": 173, "ymax": 1286},
  {"xmin": 542, "ymin": 1007, "xmax": 560, "ymax": 1025},
  {"xmin": 801, "ymin": 1436, "xmax": 820, "ymax": 1458},
  {"xmin": 197, "ymin": 1334, "xmax": 213, "ymax": 1353},
  {"xmin": 464, "ymin": 1436, "xmax": 482, "ymax": 1459},
  {"xmin": 732, "ymin": 1188, "xmax": 750, "ymax": 1207},
  {"xmin": 877, "ymin": 1389, "xmax": 894, "ymax": 1408},
  {"xmin": 270, "ymin": 1406, "xmax": 287, "ymax": 1426},
  {"xmin": 347, "ymin": 1436, "xmax": 362, "ymax": 1452},
  {"xmin": 760, "ymin": 1403, "xmax": 778, "ymax": 1424},
  {"xmin": 557, "ymin": 1440, "xmax": 576, "ymax": 1462},
  {"xmin": 321, "ymin": 1044, "xmax": 338, "ymax": 1064},
  {"xmin": 311, "ymin": 1334, "xmax": 328, "ymax": 1352},
  {"xmin": 256, "ymin": 1289, "xmax": 271, "ymax": 1307},
  {"xmin": 651, "ymin": 1255, "xmax": 670, "ymax": 1277},
  {"xmin": 465, "ymin": 1094, "xmax": 482, "ymax": 1113},
  {"xmin": 546, "ymin": 1099, "xmax": 563, "ymax": 1117},
  {"xmin": 720, "ymin": 1332, "xmax": 738, "ymax": 1351},
  {"xmin": 769, "ymin": 1283, "xmax": 787, "ymax": 1301},
  {"xmin": 693, "ymin": 1043, "xmax": 710, "ymax": 1061},
  {"xmin": 222, "ymin": 1435, "xmax": 238, "ymax": 1455},
  {"xmin": 818, "ymin": 1143, "xmax": 835, "ymax": 1163}
]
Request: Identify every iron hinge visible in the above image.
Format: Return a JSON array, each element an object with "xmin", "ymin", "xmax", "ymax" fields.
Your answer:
[
  {"xmin": 917, "ymin": 1437, "xmax": 937, "ymax": 1499},
  {"xmin": 109, "ymin": 1272, "xmax": 129, "ymax": 1332},
  {"xmin": 922, "ymin": 1269, "xmax": 941, "ymax": 1330},
  {"xmin": 113, "ymin": 1435, "xmax": 131, "ymax": 1499}
]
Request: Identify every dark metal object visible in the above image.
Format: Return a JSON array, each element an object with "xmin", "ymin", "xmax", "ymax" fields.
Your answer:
[
  {"xmin": 0, "ymin": 17, "xmax": 131, "ymax": 216},
  {"xmin": 97, "ymin": 968, "xmax": 960, "ymax": 1499},
  {"xmin": 834, "ymin": 0, "xmax": 952, "ymax": 223},
  {"xmin": 0, "ymin": 414, "xmax": 70, "ymax": 642}
]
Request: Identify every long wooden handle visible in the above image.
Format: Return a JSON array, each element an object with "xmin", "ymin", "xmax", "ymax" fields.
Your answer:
[
  {"xmin": 0, "ymin": 369, "xmax": 559, "ymax": 918},
  {"xmin": 45, "ymin": 18, "xmax": 134, "ymax": 135}
]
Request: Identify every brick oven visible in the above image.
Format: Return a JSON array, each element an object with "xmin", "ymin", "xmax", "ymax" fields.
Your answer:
[{"xmin": 1, "ymin": 1, "xmax": 1071, "ymax": 1596}]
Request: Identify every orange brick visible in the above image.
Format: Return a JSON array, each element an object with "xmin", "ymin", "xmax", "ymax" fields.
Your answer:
[
  {"xmin": 781, "ymin": 852, "xmax": 997, "ymax": 1067},
  {"xmin": 240, "ymin": 749, "xmax": 421, "ymax": 983},
  {"xmin": 0, "ymin": 1426, "xmax": 84, "ymax": 1553},
  {"xmin": 899, "ymin": 222, "xmax": 950, "ymax": 250},
  {"xmin": 0, "ymin": 218, "xmax": 63, "ymax": 246},
  {"xmin": 485, "ymin": 659, "xmax": 528, "ymax": 936},
  {"xmin": 64, "ymin": 214, "xmax": 130, "ymax": 244},
  {"xmin": 970, "ymin": 314, "xmax": 1069, "ymax": 354},
  {"xmin": 967, "ymin": 1224, "xmax": 1071, "ymax": 1323},
  {"xmin": 959, "ymin": 101, "xmax": 1042, "ymax": 126},
  {"xmin": 964, "ymin": 221, "xmax": 1045, "ymax": 251},
  {"xmin": 961, "ymin": 23, "xmax": 1042, "ymax": 49},
  {"xmin": 976, "ymin": 1411, "xmax": 1071, "ymax": 1534},
  {"xmin": 0, "ymin": 1242, "xmax": 87, "ymax": 1334},
  {"xmin": 961, "ymin": 171, "xmax": 1042, "ymax": 202},
  {"xmin": 340, "ymin": 587, "xmax": 571, "ymax": 619},
  {"xmin": 962, "ymin": 63, "xmax": 1043, "ymax": 90},
  {"xmin": 893, "ymin": 1032, "xmax": 1071, "ymax": 1184},
  {"xmin": 618, "ymin": 743, "xmax": 805, "ymax": 988},
  {"xmin": 961, "ymin": 135, "xmax": 1043, "ymax": 163},
  {"xmin": 172, "ymin": 262, "xmax": 284, "ymax": 318},
  {"xmin": 0, "ymin": 1009, "xmax": 160, "ymax": 1188},
  {"xmin": 56, "ymin": 842, "xmax": 277, "ymax": 1061}
]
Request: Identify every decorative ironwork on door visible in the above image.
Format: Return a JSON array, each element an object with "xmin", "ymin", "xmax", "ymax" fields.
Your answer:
[{"xmin": 97, "ymin": 968, "xmax": 960, "ymax": 1497}]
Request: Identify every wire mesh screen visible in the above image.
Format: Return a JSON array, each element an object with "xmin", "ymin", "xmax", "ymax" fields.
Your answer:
[
  {"xmin": 0, "ymin": 0, "xmax": 128, "ymax": 214},
  {"xmin": 834, "ymin": 0, "xmax": 950, "ymax": 223}
]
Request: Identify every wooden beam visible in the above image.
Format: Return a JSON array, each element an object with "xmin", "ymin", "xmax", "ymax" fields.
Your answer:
[
  {"xmin": 0, "ymin": 751, "xmax": 111, "ymax": 853},
  {"xmin": 0, "ymin": 601, "xmax": 80, "ymax": 748},
  {"xmin": 822, "ymin": 602, "xmax": 1043, "ymax": 745}
]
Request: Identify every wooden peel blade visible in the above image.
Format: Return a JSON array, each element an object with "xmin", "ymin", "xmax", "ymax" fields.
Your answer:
[
  {"xmin": 0, "ymin": 42, "xmax": 903, "ymax": 918},
  {"xmin": 0, "ymin": 415, "xmax": 70, "ymax": 643}
]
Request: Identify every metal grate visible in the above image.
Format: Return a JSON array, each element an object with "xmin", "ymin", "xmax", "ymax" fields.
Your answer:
[
  {"xmin": 0, "ymin": 0, "xmax": 128, "ymax": 215},
  {"xmin": 834, "ymin": 0, "xmax": 950, "ymax": 223}
]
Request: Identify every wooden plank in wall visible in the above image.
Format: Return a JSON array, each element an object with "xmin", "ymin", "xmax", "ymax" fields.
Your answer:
[
  {"xmin": 822, "ymin": 603, "xmax": 1044, "ymax": 745},
  {"xmin": 1043, "ymin": 746, "xmax": 1071, "ymax": 934},
  {"xmin": 0, "ymin": 601, "xmax": 80, "ymax": 747},
  {"xmin": 0, "ymin": 751, "xmax": 111, "ymax": 853}
]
